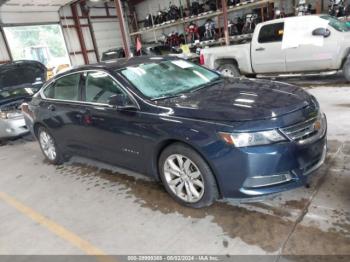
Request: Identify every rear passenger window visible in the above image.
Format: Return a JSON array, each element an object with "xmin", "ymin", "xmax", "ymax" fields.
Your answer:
[
  {"xmin": 258, "ymin": 23, "xmax": 284, "ymax": 43},
  {"xmin": 84, "ymin": 71, "xmax": 124, "ymax": 104},
  {"xmin": 44, "ymin": 74, "xmax": 81, "ymax": 101}
]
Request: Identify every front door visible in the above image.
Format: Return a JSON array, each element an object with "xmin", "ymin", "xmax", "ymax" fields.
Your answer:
[
  {"xmin": 79, "ymin": 70, "xmax": 150, "ymax": 171},
  {"xmin": 251, "ymin": 22, "xmax": 286, "ymax": 73},
  {"xmin": 285, "ymin": 28, "xmax": 338, "ymax": 72}
]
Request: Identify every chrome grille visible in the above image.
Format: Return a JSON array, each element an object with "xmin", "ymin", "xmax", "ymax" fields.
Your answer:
[{"xmin": 280, "ymin": 114, "xmax": 326, "ymax": 144}]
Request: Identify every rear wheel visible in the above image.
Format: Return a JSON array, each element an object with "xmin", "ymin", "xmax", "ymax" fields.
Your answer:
[
  {"xmin": 159, "ymin": 143, "xmax": 219, "ymax": 208},
  {"xmin": 38, "ymin": 127, "xmax": 64, "ymax": 165},
  {"xmin": 218, "ymin": 63, "xmax": 241, "ymax": 78}
]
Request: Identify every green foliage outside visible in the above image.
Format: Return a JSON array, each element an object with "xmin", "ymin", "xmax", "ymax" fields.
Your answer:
[{"xmin": 4, "ymin": 24, "xmax": 68, "ymax": 66}]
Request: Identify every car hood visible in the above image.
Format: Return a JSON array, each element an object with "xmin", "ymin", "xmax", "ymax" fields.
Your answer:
[
  {"xmin": 154, "ymin": 78, "xmax": 312, "ymax": 122},
  {"xmin": 0, "ymin": 60, "xmax": 47, "ymax": 89}
]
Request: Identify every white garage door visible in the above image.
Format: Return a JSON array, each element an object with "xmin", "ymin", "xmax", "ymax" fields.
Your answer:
[{"xmin": 91, "ymin": 18, "xmax": 123, "ymax": 61}]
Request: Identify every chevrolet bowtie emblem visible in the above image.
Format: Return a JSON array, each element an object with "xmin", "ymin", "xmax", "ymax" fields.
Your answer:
[{"xmin": 314, "ymin": 121, "xmax": 321, "ymax": 131}]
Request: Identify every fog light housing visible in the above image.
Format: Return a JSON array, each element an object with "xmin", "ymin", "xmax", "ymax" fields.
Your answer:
[{"xmin": 243, "ymin": 172, "xmax": 294, "ymax": 188}]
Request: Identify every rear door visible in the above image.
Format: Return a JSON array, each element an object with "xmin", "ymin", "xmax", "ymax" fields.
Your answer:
[
  {"xmin": 41, "ymin": 72, "xmax": 88, "ymax": 154},
  {"xmin": 251, "ymin": 22, "xmax": 286, "ymax": 73}
]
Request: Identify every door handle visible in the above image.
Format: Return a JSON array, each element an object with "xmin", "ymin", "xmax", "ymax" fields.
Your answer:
[
  {"xmin": 255, "ymin": 47, "xmax": 265, "ymax": 51},
  {"xmin": 47, "ymin": 104, "xmax": 56, "ymax": 111}
]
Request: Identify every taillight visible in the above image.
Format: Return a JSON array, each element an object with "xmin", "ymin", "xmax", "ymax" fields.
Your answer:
[{"xmin": 200, "ymin": 51, "xmax": 205, "ymax": 65}]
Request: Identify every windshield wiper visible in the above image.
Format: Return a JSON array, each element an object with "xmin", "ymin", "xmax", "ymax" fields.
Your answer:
[
  {"xmin": 190, "ymin": 78, "xmax": 223, "ymax": 93},
  {"xmin": 152, "ymin": 78, "xmax": 223, "ymax": 101},
  {"xmin": 152, "ymin": 93, "xmax": 187, "ymax": 101}
]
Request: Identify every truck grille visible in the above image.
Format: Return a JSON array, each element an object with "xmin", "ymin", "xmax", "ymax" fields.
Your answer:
[{"xmin": 280, "ymin": 114, "xmax": 326, "ymax": 144}]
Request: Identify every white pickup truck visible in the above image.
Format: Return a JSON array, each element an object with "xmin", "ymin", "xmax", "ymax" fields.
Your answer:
[{"xmin": 200, "ymin": 15, "xmax": 350, "ymax": 81}]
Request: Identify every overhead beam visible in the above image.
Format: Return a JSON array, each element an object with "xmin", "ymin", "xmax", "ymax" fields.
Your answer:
[{"xmin": 114, "ymin": 0, "xmax": 130, "ymax": 58}]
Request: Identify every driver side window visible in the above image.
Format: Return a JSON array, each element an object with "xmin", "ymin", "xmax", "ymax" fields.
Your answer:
[{"xmin": 84, "ymin": 71, "xmax": 125, "ymax": 104}]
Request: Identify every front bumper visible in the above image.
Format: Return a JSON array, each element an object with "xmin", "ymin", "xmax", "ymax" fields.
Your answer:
[
  {"xmin": 0, "ymin": 117, "xmax": 29, "ymax": 139},
  {"xmin": 211, "ymin": 119, "xmax": 327, "ymax": 199}
]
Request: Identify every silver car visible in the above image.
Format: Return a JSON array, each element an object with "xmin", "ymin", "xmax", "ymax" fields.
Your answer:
[{"xmin": 0, "ymin": 60, "xmax": 46, "ymax": 140}]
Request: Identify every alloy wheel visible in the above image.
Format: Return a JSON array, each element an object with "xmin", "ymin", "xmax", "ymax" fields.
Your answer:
[
  {"xmin": 163, "ymin": 154, "xmax": 205, "ymax": 203},
  {"xmin": 39, "ymin": 130, "xmax": 57, "ymax": 161}
]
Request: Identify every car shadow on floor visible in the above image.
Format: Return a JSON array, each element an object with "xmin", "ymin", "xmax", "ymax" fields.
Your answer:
[{"xmin": 50, "ymin": 139, "xmax": 350, "ymax": 255}]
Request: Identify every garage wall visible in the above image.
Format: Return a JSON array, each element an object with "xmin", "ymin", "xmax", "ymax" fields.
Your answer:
[
  {"xmin": 92, "ymin": 18, "xmax": 122, "ymax": 58},
  {"xmin": 60, "ymin": 4, "xmax": 97, "ymax": 66},
  {"xmin": 60, "ymin": 1, "xmax": 123, "ymax": 65},
  {"xmin": 90, "ymin": 5, "xmax": 123, "ymax": 60},
  {"xmin": 0, "ymin": 0, "xmax": 124, "ymax": 66},
  {"xmin": 0, "ymin": 11, "xmax": 60, "ymax": 24},
  {"xmin": 0, "ymin": 1, "xmax": 62, "ymax": 64}
]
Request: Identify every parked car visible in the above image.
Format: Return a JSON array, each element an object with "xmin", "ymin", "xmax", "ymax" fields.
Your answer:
[
  {"xmin": 0, "ymin": 60, "xmax": 46, "ymax": 140},
  {"xmin": 201, "ymin": 15, "xmax": 350, "ymax": 81},
  {"xmin": 23, "ymin": 57, "xmax": 327, "ymax": 208}
]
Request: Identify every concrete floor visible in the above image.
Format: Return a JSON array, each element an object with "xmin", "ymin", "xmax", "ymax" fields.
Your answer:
[{"xmin": 0, "ymin": 84, "xmax": 349, "ymax": 259}]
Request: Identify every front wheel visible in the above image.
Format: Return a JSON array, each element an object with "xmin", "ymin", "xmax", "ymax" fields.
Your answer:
[
  {"xmin": 38, "ymin": 127, "xmax": 64, "ymax": 165},
  {"xmin": 159, "ymin": 143, "xmax": 219, "ymax": 208},
  {"xmin": 343, "ymin": 58, "xmax": 350, "ymax": 82}
]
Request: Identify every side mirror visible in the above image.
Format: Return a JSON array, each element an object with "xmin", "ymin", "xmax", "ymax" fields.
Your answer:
[
  {"xmin": 312, "ymin": 28, "xmax": 331, "ymax": 38},
  {"xmin": 108, "ymin": 94, "xmax": 137, "ymax": 110}
]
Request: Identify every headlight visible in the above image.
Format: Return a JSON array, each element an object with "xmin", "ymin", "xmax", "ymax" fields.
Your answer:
[
  {"xmin": 219, "ymin": 130, "xmax": 286, "ymax": 147},
  {"xmin": 0, "ymin": 111, "xmax": 23, "ymax": 119}
]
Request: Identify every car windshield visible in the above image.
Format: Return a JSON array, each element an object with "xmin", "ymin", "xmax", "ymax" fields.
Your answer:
[
  {"xmin": 0, "ymin": 86, "xmax": 39, "ymax": 101},
  {"xmin": 120, "ymin": 59, "xmax": 221, "ymax": 99},
  {"xmin": 320, "ymin": 15, "xmax": 350, "ymax": 32}
]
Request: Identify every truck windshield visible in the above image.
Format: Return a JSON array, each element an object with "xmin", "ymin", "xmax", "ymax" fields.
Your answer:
[
  {"xmin": 120, "ymin": 59, "xmax": 220, "ymax": 100},
  {"xmin": 320, "ymin": 15, "xmax": 350, "ymax": 32}
]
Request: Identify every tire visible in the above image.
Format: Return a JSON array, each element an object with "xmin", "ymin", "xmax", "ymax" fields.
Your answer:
[
  {"xmin": 37, "ymin": 127, "xmax": 64, "ymax": 165},
  {"xmin": 218, "ymin": 63, "xmax": 241, "ymax": 78},
  {"xmin": 159, "ymin": 143, "xmax": 219, "ymax": 208},
  {"xmin": 343, "ymin": 58, "xmax": 350, "ymax": 82}
]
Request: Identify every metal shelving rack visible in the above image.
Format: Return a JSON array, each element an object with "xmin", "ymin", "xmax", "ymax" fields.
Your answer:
[{"xmin": 129, "ymin": 0, "xmax": 274, "ymax": 39}]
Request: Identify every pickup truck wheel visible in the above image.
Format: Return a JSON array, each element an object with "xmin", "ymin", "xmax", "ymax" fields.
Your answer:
[
  {"xmin": 218, "ymin": 64, "xmax": 240, "ymax": 78},
  {"xmin": 343, "ymin": 58, "xmax": 350, "ymax": 82}
]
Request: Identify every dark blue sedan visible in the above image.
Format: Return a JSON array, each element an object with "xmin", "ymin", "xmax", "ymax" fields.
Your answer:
[{"xmin": 23, "ymin": 57, "xmax": 327, "ymax": 208}]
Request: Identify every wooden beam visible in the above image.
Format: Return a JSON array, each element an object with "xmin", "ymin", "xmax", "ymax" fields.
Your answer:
[
  {"xmin": 71, "ymin": 2, "xmax": 89, "ymax": 64},
  {"xmin": 0, "ymin": 26, "xmax": 13, "ymax": 61},
  {"xmin": 221, "ymin": 0, "xmax": 229, "ymax": 46},
  {"xmin": 105, "ymin": 2, "xmax": 110, "ymax": 16},
  {"xmin": 60, "ymin": 16, "xmax": 118, "ymax": 19},
  {"xmin": 114, "ymin": 0, "xmax": 130, "ymax": 58},
  {"xmin": 62, "ymin": 24, "xmax": 89, "ymax": 28},
  {"xmin": 87, "ymin": 15, "xmax": 100, "ymax": 62}
]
